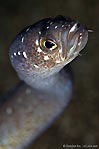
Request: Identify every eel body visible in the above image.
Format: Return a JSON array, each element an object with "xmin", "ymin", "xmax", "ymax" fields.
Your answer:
[{"xmin": 0, "ymin": 16, "xmax": 88, "ymax": 149}]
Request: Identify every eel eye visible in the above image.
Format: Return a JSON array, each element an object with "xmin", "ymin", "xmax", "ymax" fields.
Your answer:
[
  {"xmin": 44, "ymin": 40, "xmax": 57, "ymax": 49},
  {"xmin": 40, "ymin": 38, "xmax": 57, "ymax": 51}
]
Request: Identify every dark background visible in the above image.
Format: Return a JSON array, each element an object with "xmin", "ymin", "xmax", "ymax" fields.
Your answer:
[{"xmin": 0, "ymin": 0, "xmax": 99, "ymax": 148}]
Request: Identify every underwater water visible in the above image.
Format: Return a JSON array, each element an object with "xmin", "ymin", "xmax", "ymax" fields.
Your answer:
[{"xmin": 0, "ymin": 0, "xmax": 99, "ymax": 148}]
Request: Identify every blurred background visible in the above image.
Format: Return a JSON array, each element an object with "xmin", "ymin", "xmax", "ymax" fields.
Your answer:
[{"xmin": 0, "ymin": 0, "xmax": 99, "ymax": 148}]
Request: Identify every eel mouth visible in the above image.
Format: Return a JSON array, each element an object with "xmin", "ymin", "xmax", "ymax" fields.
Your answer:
[{"xmin": 63, "ymin": 22, "xmax": 88, "ymax": 65}]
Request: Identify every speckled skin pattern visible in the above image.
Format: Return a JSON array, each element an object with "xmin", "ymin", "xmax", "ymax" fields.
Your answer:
[
  {"xmin": 0, "ymin": 16, "xmax": 88, "ymax": 149},
  {"xmin": 9, "ymin": 16, "xmax": 88, "ymax": 90}
]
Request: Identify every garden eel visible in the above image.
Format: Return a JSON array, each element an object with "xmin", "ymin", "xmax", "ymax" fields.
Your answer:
[{"xmin": 0, "ymin": 16, "xmax": 88, "ymax": 149}]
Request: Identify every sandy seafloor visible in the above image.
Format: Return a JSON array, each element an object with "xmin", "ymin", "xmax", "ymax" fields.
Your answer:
[{"xmin": 0, "ymin": 0, "xmax": 99, "ymax": 148}]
